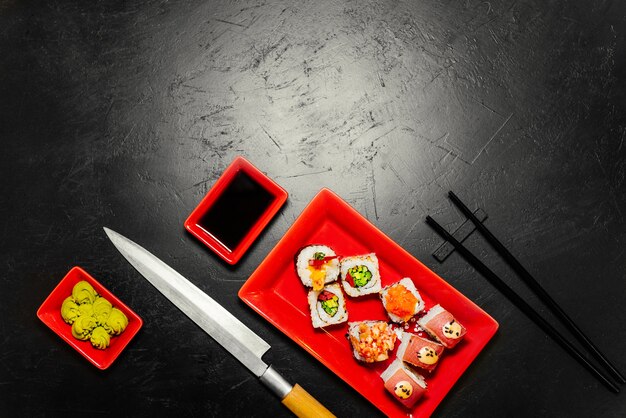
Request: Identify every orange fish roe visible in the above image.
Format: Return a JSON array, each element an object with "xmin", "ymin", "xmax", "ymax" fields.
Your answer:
[
  {"xmin": 350, "ymin": 322, "xmax": 397, "ymax": 363},
  {"xmin": 384, "ymin": 285, "xmax": 419, "ymax": 322}
]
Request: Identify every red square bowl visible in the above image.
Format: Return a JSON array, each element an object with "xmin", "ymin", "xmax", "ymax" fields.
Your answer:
[
  {"xmin": 37, "ymin": 266, "xmax": 143, "ymax": 370},
  {"xmin": 184, "ymin": 156, "xmax": 288, "ymax": 265}
]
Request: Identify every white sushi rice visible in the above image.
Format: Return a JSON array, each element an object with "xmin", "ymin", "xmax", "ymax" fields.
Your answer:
[
  {"xmin": 380, "ymin": 359, "xmax": 427, "ymax": 389},
  {"xmin": 340, "ymin": 253, "xmax": 381, "ymax": 297},
  {"xmin": 307, "ymin": 283, "xmax": 348, "ymax": 328},
  {"xmin": 296, "ymin": 245, "xmax": 340, "ymax": 288},
  {"xmin": 417, "ymin": 304, "xmax": 446, "ymax": 341},
  {"xmin": 395, "ymin": 331, "xmax": 412, "ymax": 361},
  {"xmin": 380, "ymin": 277, "xmax": 425, "ymax": 323},
  {"xmin": 417, "ymin": 304, "xmax": 445, "ymax": 328}
]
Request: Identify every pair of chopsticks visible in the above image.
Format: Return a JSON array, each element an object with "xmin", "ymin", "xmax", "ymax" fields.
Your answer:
[{"xmin": 426, "ymin": 191, "xmax": 625, "ymax": 393}]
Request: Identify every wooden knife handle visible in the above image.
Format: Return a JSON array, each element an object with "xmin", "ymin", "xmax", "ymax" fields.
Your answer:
[
  {"xmin": 281, "ymin": 384, "xmax": 336, "ymax": 418},
  {"xmin": 260, "ymin": 366, "xmax": 335, "ymax": 418}
]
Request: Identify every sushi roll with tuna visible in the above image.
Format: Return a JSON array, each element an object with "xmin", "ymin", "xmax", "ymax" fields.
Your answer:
[
  {"xmin": 418, "ymin": 304, "xmax": 466, "ymax": 349},
  {"xmin": 340, "ymin": 253, "xmax": 381, "ymax": 297},
  {"xmin": 295, "ymin": 245, "xmax": 340, "ymax": 291},
  {"xmin": 380, "ymin": 278, "xmax": 425, "ymax": 323},
  {"xmin": 380, "ymin": 359, "xmax": 427, "ymax": 409},
  {"xmin": 347, "ymin": 320, "xmax": 397, "ymax": 363},
  {"xmin": 396, "ymin": 331, "xmax": 444, "ymax": 372},
  {"xmin": 307, "ymin": 283, "xmax": 348, "ymax": 328}
]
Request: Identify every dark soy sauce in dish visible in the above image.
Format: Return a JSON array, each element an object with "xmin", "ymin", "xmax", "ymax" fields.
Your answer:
[{"xmin": 198, "ymin": 170, "xmax": 275, "ymax": 252}]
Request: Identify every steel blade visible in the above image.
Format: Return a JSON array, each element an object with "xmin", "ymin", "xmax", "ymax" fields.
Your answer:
[{"xmin": 104, "ymin": 227, "xmax": 271, "ymax": 377}]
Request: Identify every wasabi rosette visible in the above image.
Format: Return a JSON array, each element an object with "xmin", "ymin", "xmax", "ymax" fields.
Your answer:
[
  {"xmin": 71, "ymin": 315, "xmax": 97, "ymax": 340},
  {"xmin": 78, "ymin": 303, "xmax": 94, "ymax": 317},
  {"xmin": 72, "ymin": 281, "xmax": 98, "ymax": 304},
  {"xmin": 90, "ymin": 326, "xmax": 111, "ymax": 349},
  {"xmin": 61, "ymin": 297, "xmax": 81, "ymax": 324},
  {"xmin": 92, "ymin": 297, "xmax": 113, "ymax": 326},
  {"xmin": 104, "ymin": 308, "xmax": 128, "ymax": 336}
]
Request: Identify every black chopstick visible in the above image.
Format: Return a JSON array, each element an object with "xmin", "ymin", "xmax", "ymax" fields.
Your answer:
[
  {"xmin": 448, "ymin": 190, "xmax": 626, "ymax": 385},
  {"xmin": 425, "ymin": 215, "xmax": 620, "ymax": 393}
]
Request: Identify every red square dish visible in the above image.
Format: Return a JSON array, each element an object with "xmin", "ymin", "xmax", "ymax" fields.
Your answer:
[
  {"xmin": 239, "ymin": 188, "xmax": 499, "ymax": 418},
  {"xmin": 184, "ymin": 156, "xmax": 288, "ymax": 265},
  {"xmin": 37, "ymin": 266, "xmax": 143, "ymax": 370}
]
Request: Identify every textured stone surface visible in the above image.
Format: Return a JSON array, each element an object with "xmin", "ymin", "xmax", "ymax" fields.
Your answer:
[{"xmin": 1, "ymin": 0, "xmax": 625, "ymax": 416}]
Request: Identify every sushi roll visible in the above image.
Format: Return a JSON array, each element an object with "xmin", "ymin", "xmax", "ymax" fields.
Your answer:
[
  {"xmin": 396, "ymin": 331, "xmax": 444, "ymax": 372},
  {"xmin": 347, "ymin": 320, "xmax": 397, "ymax": 363},
  {"xmin": 295, "ymin": 245, "xmax": 340, "ymax": 291},
  {"xmin": 417, "ymin": 304, "xmax": 466, "ymax": 349},
  {"xmin": 380, "ymin": 278, "xmax": 425, "ymax": 323},
  {"xmin": 340, "ymin": 253, "xmax": 381, "ymax": 297},
  {"xmin": 307, "ymin": 283, "xmax": 348, "ymax": 328},
  {"xmin": 380, "ymin": 359, "xmax": 427, "ymax": 409}
]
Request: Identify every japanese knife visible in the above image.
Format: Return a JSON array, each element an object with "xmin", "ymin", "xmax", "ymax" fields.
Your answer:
[{"xmin": 104, "ymin": 227, "xmax": 335, "ymax": 418}]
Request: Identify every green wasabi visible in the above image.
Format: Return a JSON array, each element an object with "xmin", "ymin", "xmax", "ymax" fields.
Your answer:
[
  {"xmin": 71, "ymin": 315, "xmax": 96, "ymax": 340},
  {"xmin": 104, "ymin": 308, "xmax": 128, "ymax": 336},
  {"xmin": 90, "ymin": 326, "xmax": 111, "ymax": 350},
  {"xmin": 92, "ymin": 297, "xmax": 112, "ymax": 326},
  {"xmin": 61, "ymin": 297, "xmax": 81, "ymax": 324},
  {"xmin": 72, "ymin": 281, "xmax": 98, "ymax": 304}
]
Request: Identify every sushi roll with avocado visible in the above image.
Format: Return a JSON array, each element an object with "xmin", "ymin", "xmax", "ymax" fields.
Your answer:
[
  {"xmin": 380, "ymin": 278, "xmax": 425, "ymax": 323},
  {"xmin": 380, "ymin": 359, "xmax": 427, "ymax": 409},
  {"xmin": 307, "ymin": 283, "xmax": 348, "ymax": 328},
  {"xmin": 340, "ymin": 253, "xmax": 381, "ymax": 297},
  {"xmin": 417, "ymin": 304, "xmax": 466, "ymax": 349},
  {"xmin": 295, "ymin": 245, "xmax": 340, "ymax": 291}
]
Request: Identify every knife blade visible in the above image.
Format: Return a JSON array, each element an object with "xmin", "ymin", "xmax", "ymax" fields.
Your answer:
[{"xmin": 104, "ymin": 227, "xmax": 335, "ymax": 418}]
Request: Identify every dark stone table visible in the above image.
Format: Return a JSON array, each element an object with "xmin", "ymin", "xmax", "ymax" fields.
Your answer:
[{"xmin": 2, "ymin": 0, "xmax": 625, "ymax": 416}]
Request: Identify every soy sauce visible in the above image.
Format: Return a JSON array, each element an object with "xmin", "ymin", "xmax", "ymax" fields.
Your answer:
[{"xmin": 198, "ymin": 170, "xmax": 274, "ymax": 252}]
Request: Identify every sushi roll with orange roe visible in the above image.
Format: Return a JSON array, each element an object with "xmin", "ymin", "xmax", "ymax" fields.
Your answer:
[{"xmin": 380, "ymin": 278, "xmax": 425, "ymax": 323}]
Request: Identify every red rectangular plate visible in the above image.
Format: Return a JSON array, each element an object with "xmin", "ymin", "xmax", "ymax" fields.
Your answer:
[
  {"xmin": 239, "ymin": 188, "xmax": 498, "ymax": 418},
  {"xmin": 37, "ymin": 266, "xmax": 143, "ymax": 370}
]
